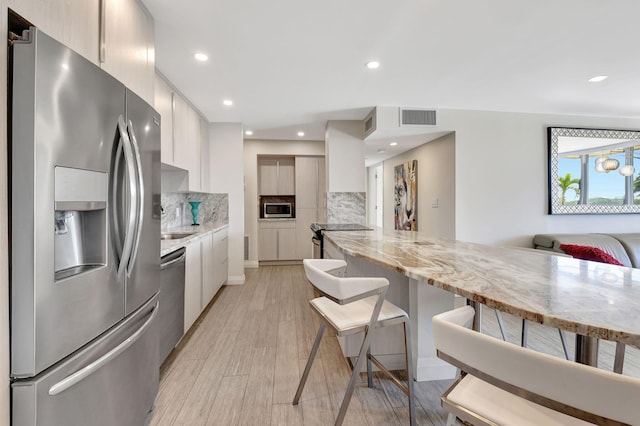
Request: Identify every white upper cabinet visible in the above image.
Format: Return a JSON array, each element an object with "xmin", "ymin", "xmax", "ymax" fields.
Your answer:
[
  {"xmin": 154, "ymin": 72, "xmax": 207, "ymax": 191},
  {"xmin": 8, "ymin": 0, "xmax": 100, "ymax": 64},
  {"xmin": 200, "ymin": 117, "xmax": 210, "ymax": 192},
  {"xmin": 173, "ymin": 92, "xmax": 203, "ymax": 192},
  {"xmin": 258, "ymin": 157, "xmax": 295, "ymax": 195},
  {"xmin": 100, "ymin": 0, "xmax": 155, "ymax": 104},
  {"xmin": 154, "ymin": 73, "xmax": 174, "ymax": 165},
  {"xmin": 186, "ymin": 107, "xmax": 202, "ymax": 191},
  {"xmin": 172, "ymin": 92, "xmax": 190, "ymax": 169},
  {"xmin": 10, "ymin": 0, "xmax": 155, "ymax": 104}
]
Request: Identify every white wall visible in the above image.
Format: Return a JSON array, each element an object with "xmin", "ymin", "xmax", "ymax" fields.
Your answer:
[
  {"xmin": 325, "ymin": 120, "xmax": 366, "ymax": 192},
  {"xmin": 209, "ymin": 123, "xmax": 245, "ymax": 284},
  {"xmin": 243, "ymin": 139, "xmax": 325, "ymax": 264},
  {"xmin": 437, "ymin": 109, "xmax": 640, "ymax": 246},
  {"xmin": 382, "ymin": 133, "xmax": 456, "ymax": 238}
]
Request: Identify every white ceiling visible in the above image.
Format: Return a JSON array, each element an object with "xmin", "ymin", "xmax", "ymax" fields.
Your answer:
[{"xmin": 141, "ymin": 0, "xmax": 640, "ymax": 166}]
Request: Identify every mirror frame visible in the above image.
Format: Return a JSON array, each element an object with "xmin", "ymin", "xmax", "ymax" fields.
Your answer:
[{"xmin": 548, "ymin": 126, "xmax": 640, "ymax": 215}]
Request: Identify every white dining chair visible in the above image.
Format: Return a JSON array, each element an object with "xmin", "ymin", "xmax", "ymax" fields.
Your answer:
[
  {"xmin": 293, "ymin": 258, "xmax": 416, "ymax": 426},
  {"xmin": 432, "ymin": 306, "xmax": 640, "ymax": 426}
]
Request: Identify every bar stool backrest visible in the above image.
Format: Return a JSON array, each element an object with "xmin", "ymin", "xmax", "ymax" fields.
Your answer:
[
  {"xmin": 433, "ymin": 306, "xmax": 640, "ymax": 425},
  {"xmin": 303, "ymin": 259, "xmax": 389, "ymax": 304}
]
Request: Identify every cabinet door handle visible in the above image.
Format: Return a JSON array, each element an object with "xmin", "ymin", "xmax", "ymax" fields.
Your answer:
[{"xmin": 276, "ymin": 159, "xmax": 280, "ymax": 195}]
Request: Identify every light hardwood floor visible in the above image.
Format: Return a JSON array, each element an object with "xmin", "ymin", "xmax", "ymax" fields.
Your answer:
[{"xmin": 150, "ymin": 265, "xmax": 640, "ymax": 426}]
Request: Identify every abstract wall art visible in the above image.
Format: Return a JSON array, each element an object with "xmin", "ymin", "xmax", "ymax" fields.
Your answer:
[{"xmin": 394, "ymin": 160, "xmax": 417, "ymax": 230}]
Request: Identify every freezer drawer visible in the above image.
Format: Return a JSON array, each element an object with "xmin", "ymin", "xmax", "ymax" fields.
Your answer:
[{"xmin": 12, "ymin": 295, "xmax": 160, "ymax": 426}]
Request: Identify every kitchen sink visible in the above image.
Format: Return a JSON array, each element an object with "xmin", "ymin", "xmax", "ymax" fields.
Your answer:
[{"xmin": 161, "ymin": 232, "xmax": 196, "ymax": 240}]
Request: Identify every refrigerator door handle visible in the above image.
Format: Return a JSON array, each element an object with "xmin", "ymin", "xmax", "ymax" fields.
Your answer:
[
  {"xmin": 48, "ymin": 301, "xmax": 159, "ymax": 396},
  {"xmin": 111, "ymin": 137, "xmax": 124, "ymax": 261},
  {"xmin": 116, "ymin": 115, "xmax": 138, "ymax": 278},
  {"xmin": 126, "ymin": 120, "xmax": 144, "ymax": 274}
]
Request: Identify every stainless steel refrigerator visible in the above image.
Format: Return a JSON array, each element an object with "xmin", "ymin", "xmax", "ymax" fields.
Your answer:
[{"xmin": 10, "ymin": 27, "xmax": 161, "ymax": 426}]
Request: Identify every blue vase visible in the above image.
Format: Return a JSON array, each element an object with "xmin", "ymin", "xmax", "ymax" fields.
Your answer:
[{"xmin": 188, "ymin": 201, "xmax": 201, "ymax": 226}]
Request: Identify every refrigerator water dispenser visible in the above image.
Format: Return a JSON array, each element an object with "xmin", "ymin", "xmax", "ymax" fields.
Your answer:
[{"xmin": 54, "ymin": 166, "xmax": 108, "ymax": 280}]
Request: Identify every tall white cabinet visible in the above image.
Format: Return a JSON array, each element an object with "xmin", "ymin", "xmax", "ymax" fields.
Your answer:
[{"xmin": 295, "ymin": 156, "xmax": 326, "ymax": 259}]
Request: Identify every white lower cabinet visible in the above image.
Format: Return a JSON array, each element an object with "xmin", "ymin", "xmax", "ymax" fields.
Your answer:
[
  {"xmin": 213, "ymin": 227, "xmax": 229, "ymax": 290},
  {"xmin": 200, "ymin": 233, "xmax": 215, "ymax": 310},
  {"xmin": 184, "ymin": 240, "xmax": 202, "ymax": 333},
  {"xmin": 258, "ymin": 220, "xmax": 296, "ymax": 260},
  {"xmin": 184, "ymin": 226, "xmax": 229, "ymax": 333}
]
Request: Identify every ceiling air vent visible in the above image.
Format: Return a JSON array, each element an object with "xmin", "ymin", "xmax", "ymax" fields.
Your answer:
[
  {"xmin": 400, "ymin": 108, "xmax": 436, "ymax": 126},
  {"xmin": 363, "ymin": 109, "xmax": 377, "ymax": 138}
]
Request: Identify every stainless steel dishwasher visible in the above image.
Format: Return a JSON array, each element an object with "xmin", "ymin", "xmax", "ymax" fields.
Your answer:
[{"xmin": 159, "ymin": 248, "xmax": 185, "ymax": 363}]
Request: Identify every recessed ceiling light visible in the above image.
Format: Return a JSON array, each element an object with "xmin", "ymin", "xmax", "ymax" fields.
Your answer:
[
  {"xmin": 297, "ymin": 131, "xmax": 305, "ymax": 137},
  {"xmin": 588, "ymin": 75, "xmax": 608, "ymax": 83},
  {"xmin": 194, "ymin": 53, "xmax": 208, "ymax": 62},
  {"xmin": 245, "ymin": 130, "xmax": 253, "ymax": 136},
  {"xmin": 366, "ymin": 61, "xmax": 380, "ymax": 69},
  {"xmin": 223, "ymin": 99, "xmax": 233, "ymax": 106},
  {"xmin": 377, "ymin": 149, "xmax": 386, "ymax": 153},
  {"xmin": 389, "ymin": 141, "xmax": 398, "ymax": 146}
]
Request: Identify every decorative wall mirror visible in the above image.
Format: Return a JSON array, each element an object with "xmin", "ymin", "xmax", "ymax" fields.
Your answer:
[{"xmin": 548, "ymin": 127, "xmax": 640, "ymax": 214}]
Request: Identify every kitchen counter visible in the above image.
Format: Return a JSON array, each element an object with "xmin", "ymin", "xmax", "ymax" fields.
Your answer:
[
  {"xmin": 161, "ymin": 222, "xmax": 228, "ymax": 257},
  {"xmin": 324, "ymin": 227, "xmax": 640, "ymax": 343},
  {"xmin": 323, "ymin": 227, "xmax": 640, "ymax": 379}
]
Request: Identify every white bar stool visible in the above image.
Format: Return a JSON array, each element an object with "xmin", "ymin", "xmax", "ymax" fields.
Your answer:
[
  {"xmin": 433, "ymin": 306, "xmax": 640, "ymax": 426},
  {"xmin": 293, "ymin": 259, "xmax": 416, "ymax": 426}
]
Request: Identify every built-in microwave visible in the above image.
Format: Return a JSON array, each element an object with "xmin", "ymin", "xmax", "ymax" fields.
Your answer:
[{"xmin": 264, "ymin": 202, "xmax": 293, "ymax": 218}]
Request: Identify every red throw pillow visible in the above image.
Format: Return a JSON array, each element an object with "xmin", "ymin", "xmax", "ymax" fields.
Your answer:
[{"xmin": 559, "ymin": 244, "xmax": 624, "ymax": 266}]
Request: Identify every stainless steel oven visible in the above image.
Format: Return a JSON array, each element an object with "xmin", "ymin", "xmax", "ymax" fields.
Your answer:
[{"xmin": 264, "ymin": 202, "xmax": 293, "ymax": 218}]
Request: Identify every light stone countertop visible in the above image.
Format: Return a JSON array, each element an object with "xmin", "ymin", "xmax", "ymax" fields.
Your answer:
[
  {"xmin": 161, "ymin": 222, "xmax": 228, "ymax": 257},
  {"xmin": 323, "ymin": 227, "xmax": 640, "ymax": 346}
]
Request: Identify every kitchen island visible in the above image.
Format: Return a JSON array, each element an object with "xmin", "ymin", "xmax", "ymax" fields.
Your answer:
[{"xmin": 322, "ymin": 227, "xmax": 640, "ymax": 381}]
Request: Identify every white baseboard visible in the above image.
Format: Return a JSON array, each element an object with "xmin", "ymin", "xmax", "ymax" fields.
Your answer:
[
  {"xmin": 244, "ymin": 260, "xmax": 259, "ymax": 269},
  {"xmin": 226, "ymin": 274, "xmax": 246, "ymax": 285}
]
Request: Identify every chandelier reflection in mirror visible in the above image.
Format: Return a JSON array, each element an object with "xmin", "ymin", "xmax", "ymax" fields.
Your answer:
[{"xmin": 548, "ymin": 127, "xmax": 640, "ymax": 214}]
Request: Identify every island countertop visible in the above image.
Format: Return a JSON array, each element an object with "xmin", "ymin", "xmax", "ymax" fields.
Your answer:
[{"xmin": 323, "ymin": 227, "xmax": 640, "ymax": 346}]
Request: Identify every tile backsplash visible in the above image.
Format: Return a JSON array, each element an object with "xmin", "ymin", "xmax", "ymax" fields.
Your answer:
[
  {"xmin": 161, "ymin": 192, "xmax": 228, "ymax": 229},
  {"xmin": 327, "ymin": 192, "xmax": 366, "ymax": 224}
]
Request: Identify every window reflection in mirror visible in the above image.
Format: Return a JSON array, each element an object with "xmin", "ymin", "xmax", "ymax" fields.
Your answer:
[{"xmin": 548, "ymin": 127, "xmax": 640, "ymax": 214}]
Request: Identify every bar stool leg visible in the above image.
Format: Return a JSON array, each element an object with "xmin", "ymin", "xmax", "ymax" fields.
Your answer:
[
  {"xmin": 494, "ymin": 310, "xmax": 508, "ymax": 341},
  {"xmin": 614, "ymin": 343, "xmax": 626, "ymax": 374},
  {"xmin": 404, "ymin": 320, "xmax": 417, "ymax": 426},
  {"xmin": 293, "ymin": 321, "xmax": 327, "ymax": 405},
  {"xmin": 335, "ymin": 327, "xmax": 375, "ymax": 425},
  {"xmin": 366, "ymin": 345, "xmax": 373, "ymax": 388},
  {"xmin": 558, "ymin": 329, "xmax": 570, "ymax": 360}
]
